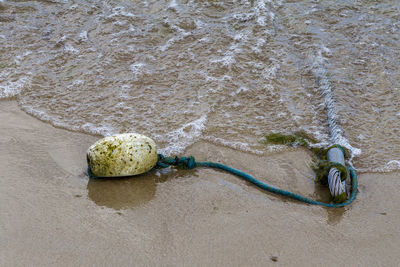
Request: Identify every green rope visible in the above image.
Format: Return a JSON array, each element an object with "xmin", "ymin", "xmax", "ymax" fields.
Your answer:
[{"xmin": 156, "ymin": 154, "xmax": 357, "ymax": 208}]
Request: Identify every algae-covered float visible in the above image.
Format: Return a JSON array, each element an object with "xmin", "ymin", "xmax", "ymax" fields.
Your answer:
[{"xmin": 87, "ymin": 133, "xmax": 158, "ymax": 177}]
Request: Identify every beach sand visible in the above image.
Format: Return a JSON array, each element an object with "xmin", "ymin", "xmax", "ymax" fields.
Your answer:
[{"xmin": 1, "ymin": 100, "xmax": 399, "ymax": 266}]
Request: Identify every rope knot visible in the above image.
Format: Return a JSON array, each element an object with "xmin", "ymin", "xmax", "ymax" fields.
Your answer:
[
  {"xmin": 185, "ymin": 156, "xmax": 196, "ymax": 169},
  {"xmin": 156, "ymin": 154, "xmax": 197, "ymax": 169}
]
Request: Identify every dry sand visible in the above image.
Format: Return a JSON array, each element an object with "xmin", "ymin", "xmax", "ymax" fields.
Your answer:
[{"xmin": 1, "ymin": 100, "xmax": 400, "ymax": 266}]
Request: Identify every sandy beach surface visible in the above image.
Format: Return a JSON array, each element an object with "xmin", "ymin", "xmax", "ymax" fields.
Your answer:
[{"xmin": 1, "ymin": 100, "xmax": 399, "ymax": 266}]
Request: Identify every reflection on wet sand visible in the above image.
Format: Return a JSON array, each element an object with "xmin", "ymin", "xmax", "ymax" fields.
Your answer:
[
  {"xmin": 87, "ymin": 168, "xmax": 191, "ymax": 210},
  {"xmin": 87, "ymin": 173, "xmax": 157, "ymax": 210}
]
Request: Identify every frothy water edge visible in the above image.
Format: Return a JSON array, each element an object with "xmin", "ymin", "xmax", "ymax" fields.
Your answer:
[
  {"xmin": 1, "ymin": 0, "xmax": 399, "ymax": 173},
  {"xmin": 312, "ymin": 49, "xmax": 361, "ymax": 162}
]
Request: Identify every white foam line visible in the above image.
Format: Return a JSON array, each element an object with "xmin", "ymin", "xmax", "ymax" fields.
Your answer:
[
  {"xmin": 358, "ymin": 160, "xmax": 400, "ymax": 173},
  {"xmin": 20, "ymin": 102, "xmax": 116, "ymax": 137},
  {"xmin": 312, "ymin": 50, "xmax": 361, "ymax": 160},
  {"xmin": 158, "ymin": 115, "xmax": 208, "ymax": 156},
  {"xmin": 202, "ymin": 136, "xmax": 265, "ymax": 155},
  {"xmin": 0, "ymin": 74, "xmax": 31, "ymax": 99}
]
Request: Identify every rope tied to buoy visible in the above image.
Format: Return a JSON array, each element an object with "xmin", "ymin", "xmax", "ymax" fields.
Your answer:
[
  {"xmin": 87, "ymin": 133, "xmax": 358, "ymax": 208},
  {"xmin": 155, "ymin": 145, "xmax": 358, "ymax": 208}
]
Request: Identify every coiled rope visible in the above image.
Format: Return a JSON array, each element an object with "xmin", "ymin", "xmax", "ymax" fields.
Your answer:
[{"xmin": 156, "ymin": 153, "xmax": 357, "ymax": 208}]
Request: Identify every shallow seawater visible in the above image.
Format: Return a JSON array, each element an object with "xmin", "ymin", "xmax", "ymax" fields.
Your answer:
[{"xmin": 0, "ymin": 0, "xmax": 399, "ymax": 172}]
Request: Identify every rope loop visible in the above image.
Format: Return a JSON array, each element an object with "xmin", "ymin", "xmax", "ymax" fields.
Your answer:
[{"xmin": 154, "ymin": 152, "xmax": 357, "ymax": 208}]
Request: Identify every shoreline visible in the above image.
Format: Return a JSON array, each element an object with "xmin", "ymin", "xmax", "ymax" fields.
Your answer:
[{"xmin": 1, "ymin": 100, "xmax": 399, "ymax": 266}]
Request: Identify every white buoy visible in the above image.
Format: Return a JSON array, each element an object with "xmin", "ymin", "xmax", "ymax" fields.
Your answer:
[
  {"xmin": 327, "ymin": 147, "xmax": 347, "ymax": 201},
  {"xmin": 87, "ymin": 133, "xmax": 158, "ymax": 177}
]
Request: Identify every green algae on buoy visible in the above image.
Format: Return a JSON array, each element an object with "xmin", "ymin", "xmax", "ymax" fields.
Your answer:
[{"xmin": 87, "ymin": 133, "xmax": 158, "ymax": 177}]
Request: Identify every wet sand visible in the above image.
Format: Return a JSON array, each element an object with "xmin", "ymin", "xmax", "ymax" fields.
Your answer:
[{"xmin": 1, "ymin": 100, "xmax": 400, "ymax": 266}]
